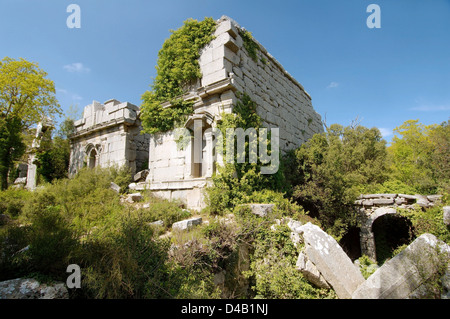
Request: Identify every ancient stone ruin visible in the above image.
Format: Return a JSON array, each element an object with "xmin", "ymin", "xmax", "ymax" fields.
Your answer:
[
  {"xmin": 142, "ymin": 16, "xmax": 324, "ymax": 210},
  {"xmin": 69, "ymin": 16, "xmax": 324, "ymax": 210},
  {"xmin": 69, "ymin": 99, "xmax": 150, "ymax": 176},
  {"xmin": 355, "ymin": 193, "xmax": 442, "ymax": 261}
]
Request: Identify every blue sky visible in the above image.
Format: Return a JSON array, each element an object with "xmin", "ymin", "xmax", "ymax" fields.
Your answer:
[{"xmin": 1, "ymin": 0, "xmax": 449, "ymax": 142}]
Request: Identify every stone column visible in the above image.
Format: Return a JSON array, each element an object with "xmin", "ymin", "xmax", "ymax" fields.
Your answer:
[
  {"xmin": 204, "ymin": 131, "xmax": 213, "ymax": 177},
  {"xmin": 25, "ymin": 154, "xmax": 37, "ymax": 190},
  {"xmin": 360, "ymin": 228, "xmax": 377, "ymax": 261}
]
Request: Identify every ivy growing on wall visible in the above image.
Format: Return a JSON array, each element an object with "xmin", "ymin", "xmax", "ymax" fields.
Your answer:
[
  {"xmin": 140, "ymin": 18, "xmax": 217, "ymax": 134},
  {"xmin": 239, "ymin": 30, "xmax": 260, "ymax": 62},
  {"xmin": 205, "ymin": 92, "xmax": 287, "ymax": 214}
]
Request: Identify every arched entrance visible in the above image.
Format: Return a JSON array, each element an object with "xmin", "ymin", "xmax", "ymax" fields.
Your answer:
[
  {"xmin": 88, "ymin": 148, "xmax": 97, "ymax": 168},
  {"xmin": 339, "ymin": 226, "xmax": 362, "ymax": 261},
  {"xmin": 85, "ymin": 144, "xmax": 101, "ymax": 169},
  {"xmin": 372, "ymin": 214, "xmax": 414, "ymax": 264}
]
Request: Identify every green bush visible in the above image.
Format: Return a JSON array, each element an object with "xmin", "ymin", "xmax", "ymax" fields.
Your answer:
[
  {"xmin": 26, "ymin": 205, "xmax": 78, "ymax": 279},
  {"xmin": 290, "ymin": 124, "xmax": 389, "ymax": 237},
  {"xmin": 245, "ymin": 224, "xmax": 336, "ymax": 299},
  {"xmin": 0, "ymin": 188, "xmax": 32, "ymax": 218},
  {"xmin": 0, "ymin": 224, "xmax": 32, "ymax": 281},
  {"xmin": 77, "ymin": 217, "xmax": 175, "ymax": 299},
  {"xmin": 357, "ymin": 255, "xmax": 378, "ymax": 279},
  {"xmin": 400, "ymin": 205, "xmax": 450, "ymax": 245}
]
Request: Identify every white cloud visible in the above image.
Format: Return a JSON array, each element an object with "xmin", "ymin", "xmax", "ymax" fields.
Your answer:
[
  {"xmin": 410, "ymin": 104, "xmax": 450, "ymax": 112},
  {"xmin": 327, "ymin": 81, "xmax": 339, "ymax": 89},
  {"xmin": 56, "ymin": 88, "xmax": 68, "ymax": 94},
  {"xmin": 378, "ymin": 127, "xmax": 392, "ymax": 138},
  {"xmin": 71, "ymin": 94, "xmax": 83, "ymax": 101},
  {"xmin": 55, "ymin": 87, "xmax": 83, "ymax": 103},
  {"xmin": 63, "ymin": 62, "xmax": 90, "ymax": 74}
]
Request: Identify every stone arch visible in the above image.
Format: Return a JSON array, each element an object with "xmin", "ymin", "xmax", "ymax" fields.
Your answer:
[
  {"xmin": 360, "ymin": 207, "xmax": 413, "ymax": 263},
  {"xmin": 85, "ymin": 143, "xmax": 102, "ymax": 169},
  {"xmin": 372, "ymin": 213, "xmax": 413, "ymax": 264}
]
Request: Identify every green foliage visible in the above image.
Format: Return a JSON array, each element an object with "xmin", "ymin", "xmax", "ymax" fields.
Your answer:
[
  {"xmin": 388, "ymin": 119, "xmax": 449, "ymax": 194},
  {"xmin": 245, "ymin": 224, "xmax": 336, "ymax": 299},
  {"xmin": 133, "ymin": 195, "xmax": 191, "ymax": 231},
  {"xmin": 0, "ymin": 57, "xmax": 61, "ymax": 127},
  {"xmin": 0, "ymin": 116, "xmax": 26, "ymax": 189},
  {"xmin": 141, "ymin": 18, "xmax": 216, "ymax": 134},
  {"xmin": 0, "ymin": 187, "xmax": 32, "ymax": 217},
  {"xmin": 34, "ymin": 118, "xmax": 75, "ymax": 183},
  {"xmin": 0, "ymin": 57, "xmax": 61, "ymax": 190},
  {"xmin": 290, "ymin": 124, "xmax": 389, "ymax": 237},
  {"xmin": 36, "ymin": 136, "xmax": 70, "ymax": 182},
  {"xmin": 399, "ymin": 205, "xmax": 450, "ymax": 245},
  {"xmin": 25, "ymin": 206, "xmax": 78, "ymax": 278},
  {"xmin": 361, "ymin": 179, "xmax": 418, "ymax": 195},
  {"xmin": 78, "ymin": 218, "xmax": 175, "ymax": 299},
  {"xmin": 205, "ymin": 92, "xmax": 286, "ymax": 215},
  {"xmin": 357, "ymin": 255, "xmax": 378, "ymax": 279},
  {"xmin": 240, "ymin": 30, "xmax": 259, "ymax": 62}
]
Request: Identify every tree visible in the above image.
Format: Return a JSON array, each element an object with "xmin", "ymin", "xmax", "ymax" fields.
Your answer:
[
  {"xmin": 290, "ymin": 124, "xmax": 389, "ymax": 237},
  {"xmin": 0, "ymin": 57, "xmax": 61, "ymax": 189},
  {"xmin": 35, "ymin": 118, "xmax": 74, "ymax": 182},
  {"xmin": 388, "ymin": 119, "xmax": 449, "ymax": 194}
]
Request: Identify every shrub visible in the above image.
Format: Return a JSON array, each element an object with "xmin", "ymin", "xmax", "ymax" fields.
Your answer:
[
  {"xmin": 399, "ymin": 205, "xmax": 450, "ymax": 245},
  {"xmin": 77, "ymin": 217, "xmax": 175, "ymax": 299},
  {"xmin": 357, "ymin": 255, "xmax": 378, "ymax": 279},
  {"xmin": 0, "ymin": 188, "xmax": 32, "ymax": 217},
  {"xmin": 0, "ymin": 224, "xmax": 32, "ymax": 281},
  {"xmin": 290, "ymin": 124, "xmax": 389, "ymax": 237},
  {"xmin": 244, "ymin": 224, "xmax": 336, "ymax": 299}
]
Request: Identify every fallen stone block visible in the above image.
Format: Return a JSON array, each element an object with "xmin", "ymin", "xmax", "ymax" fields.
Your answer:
[
  {"xmin": 172, "ymin": 217, "xmax": 202, "ymax": 231},
  {"xmin": 415, "ymin": 194, "xmax": 431, "ymax": 208},
  {"xmin": 296, "ymin": 251, "xmax": 330, "ymax": 289},
  {"xmin": 296, "ymin": 223, "xmax": 365, "ymax": 298},
  {"xmin": 126, "ymin": 192, "xmax": 143, "ymax": 203},
  {"xmin": 246, "ymin": 204, "xmax": 275, "ymax": 217},
  {"xmin": 133, "ymin": 169, "xmax": 149, "ymax": 182},
  {"xmin": 110, "ymin": 182, "xmax": 121, "ymax": 194},
  {"xmin": 352, "ymin": 233, "xmax": 450, "ymax": 299},
  {"xmin": 149, "ymin": 220, "xmax": 164, "ymax": 227},
  {"xmin": 13, "ymin": 177, "xmax": 27, "ymax": 185},
  {"xmin": 427, "ymin": 195, "xmax": 442, "ymax": 203},
  {"xmin": 443, "ymin": 206, "xmax": 450, "ymax": 226},
  {"xmin": 0, "ymin": 278, "xmax": 68, "ymax": 299}
]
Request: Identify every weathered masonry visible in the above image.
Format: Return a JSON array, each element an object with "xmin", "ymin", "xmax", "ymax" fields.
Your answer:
[
  {"xmin": 143, "ymin": 16, "xmax": 324, "ymax": 210},
  {"xmin": 355, "ymin": 193, "xmax": 443, "ymax": 261},
  {"xmin": 69, "ymin": 99, "xmax": 150, "ymax": 176}
]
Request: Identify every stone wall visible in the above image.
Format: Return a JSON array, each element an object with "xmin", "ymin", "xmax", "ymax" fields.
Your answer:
[
  {"xmin": 198, "ymin": 16, "xmax": 324, "ymax": 150},
  {"xmin": 355, "ymin": 193, "xmax": 443, "ymax": 261},
  {"xmin": 145, "ymin": 16, "xmax": 324, "ymax": 210},
  {"xmin": 70, "ymin": 99, "xmax": 150, "ymax": 176}
]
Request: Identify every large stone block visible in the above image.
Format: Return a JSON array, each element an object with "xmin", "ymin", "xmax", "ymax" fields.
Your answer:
[
  {"xmin": 443, "ymin": 206, "xmax": 450, "ymax": 226},
  {"xmin": 172, "ymin": 217, "xmax": 203, "ymax": 231},
  {"xmin": 352, "ymin": 233, "xmax": 450, "ymax": 299},
  {"xmin": 0, "ymin": 278, "xmax": 68, "ymax": 299},
  {"xmin": 296, "ymin": 223, "xmax": 365, "ymax": 298},
  {"xmin": 296, "ymin": 252, "xmax": 330, "ymax": 289}
]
